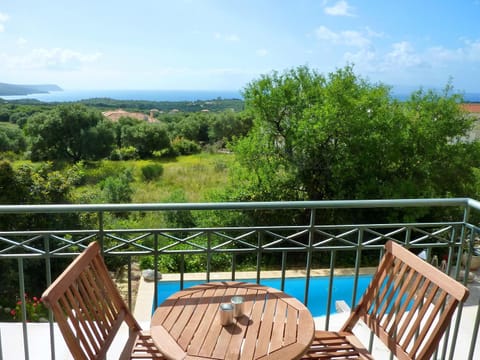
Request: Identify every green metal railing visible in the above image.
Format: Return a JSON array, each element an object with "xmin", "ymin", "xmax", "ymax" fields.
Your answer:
[{"xmin": 0, "ymin": 198, "xmax": 479, "ymax": 360}]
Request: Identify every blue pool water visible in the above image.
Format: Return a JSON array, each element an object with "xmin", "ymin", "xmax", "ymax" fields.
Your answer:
[{"xmin": 156, "ymin": 275, "xmax": 372, "ymax": 317}]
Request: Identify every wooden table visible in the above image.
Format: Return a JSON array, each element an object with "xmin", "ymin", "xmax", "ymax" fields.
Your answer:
[{"xmin": 151, "ymin": 281, "xmax": 315, "ymax": 360}]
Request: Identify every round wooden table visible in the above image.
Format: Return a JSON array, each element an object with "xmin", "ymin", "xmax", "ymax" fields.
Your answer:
[{"xmin": 151, "ymin": 281, "xmax": 315, "ymax": 360}]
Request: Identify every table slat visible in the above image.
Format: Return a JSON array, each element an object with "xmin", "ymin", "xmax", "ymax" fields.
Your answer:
[
  {"xmin": 269, "ymin": 298, "xmax": 288, "ymax": 352},
  {"xmin": 189, "ymin": 286, "xmax": 228, "ymax": 355},
  {"xmin": 239, "ymin": 290, "xmax": 266, "ymax": 360},
  {"xmin": 178, "ymin": 287, "xmax": 219, "ymax": 350},
  {"xmin": 254, "ymin": 293, "xmax": 277, "ymax": 358}
]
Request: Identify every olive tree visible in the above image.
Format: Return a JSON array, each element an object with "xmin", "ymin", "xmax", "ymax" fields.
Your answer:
[
  {"xmin": 231, "ymin": 65, "xmax": 480, "ymax": 204},
  {"xmin": 121, "ymin": 121, "xmax": 170, "ymax": 158},
  {"xmin": 25, "ymin": 104, "xmax": 114, "ymax": 162}
]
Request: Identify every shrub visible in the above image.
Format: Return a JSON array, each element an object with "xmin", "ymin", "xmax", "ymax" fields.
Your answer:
[
  {"xmin": 141, "ymin": 163, "xmax": 164, "ymax": 181},
  {"xmin": 171, "ymin": 137, "xmax": 201, "ymax": 155},
  {"xmin": 100, "ymin": 169, "xmax": 134, "ymax": 203},
  {"xmin": 109, "ymin": 146, "xmax": 139, "ymax": 161},
  {"xmin": 83, "ymin": 161, "xmax": 128, "ymax": 184},
  {"xmin": 139, "ymin": 255, "xmax": 154, "ymax": 270},
  {"xmin": 11, "ymin": 294, "xmax": 48, "ymax": 322}
]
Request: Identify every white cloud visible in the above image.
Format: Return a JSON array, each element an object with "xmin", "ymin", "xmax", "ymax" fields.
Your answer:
[
  {"xmin": 324, "ymin": 1, "xmax": 355, "ymax": 17},
  {"xmin": 256, "ymin": 48, "xmax": 268, "ymax": 57},
  {"xmin": 214, "ymin": 32, "xmax": 240, "ymax": 42},
  {"xmin": 384, "ymin": 41, "xmax": 424, "ymax": 68},
  {"xmin": 345, "ymin": 38, "xmax": 480, "ymax": 79},
  {"xmin": 315, "ymin": 25, "xmax": 338, "ymax": 42},
  {"xmin": 0, "ymin": 12, "xmax": 9, "ymax": 32},
  {"xmin": 2, "ymin": 48, "xmax": 102, "ymax": 71},
  {"xmin": 17, "ymin": 37, "xmax": 27, "ymax": 47},
  {"xmin": 364, "ymin": 27, "xmax": 385, "ymax": 39},
  {"xmin": 343, "ymin": 48, "xmax": 378, "ymax": 70},
  {"xmin": 462, "ymin": 39, "xmax": 480, "ymax": 61},
  {"xmin": 420, "ymin": 40, "xmax": 480, "ymax": 66},
  {"xmin": 425, "ymin": 46, "xmax": 462, "ymax": 65},
  {"xmin": 315, "ymin": 25, "xmax": 370, "ymax": 48},
  {"xmin": 341, "ymin": 30, "xmax": 371, "ymax": 48}
]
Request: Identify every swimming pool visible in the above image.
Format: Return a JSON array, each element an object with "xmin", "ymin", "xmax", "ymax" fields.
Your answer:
[{"xmin": 155, "ymin": 275, "xmax": 372, "ymax": 317}]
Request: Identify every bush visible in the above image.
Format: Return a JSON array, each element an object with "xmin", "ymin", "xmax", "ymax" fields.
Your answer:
[
  {"xmin": 171, "ymin": 137, "xmax": 201, "ymax": 155},
  {"xmin": 109, "ymin": 146, "xmax": 139, "ymax": 161},
  {"xmin": 141, "ymin": 163, "xmax": 164, "ymax": 181},
  {"xmin": 83, "ymin": 161, "xmax": 129, "ymax": 184},
  {"xmin": 100, "ymin": 169, "xmax": 134, "ymax": 203},
  {"xmin": 139, "ymin": 255, "xmax": 154, "ymax": 270}
]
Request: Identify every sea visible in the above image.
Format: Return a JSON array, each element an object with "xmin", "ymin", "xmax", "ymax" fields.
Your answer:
[
  {"xmin": 1, "ymin": 89, "xmax": 479, "ymax": 103},
  {"xmin": 0, "ymin": 89, "xmax": 243, "ymax": 103}
]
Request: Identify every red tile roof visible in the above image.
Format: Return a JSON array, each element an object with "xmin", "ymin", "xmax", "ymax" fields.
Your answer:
[{"xmin": 461, "ymin": 103, "xmax": 480, "ymax": 113}]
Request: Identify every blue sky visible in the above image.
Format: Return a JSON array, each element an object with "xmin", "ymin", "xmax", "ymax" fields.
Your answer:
[{"xmin": 1, "ymin": 0, "xmax": 479, "ymax": 92}]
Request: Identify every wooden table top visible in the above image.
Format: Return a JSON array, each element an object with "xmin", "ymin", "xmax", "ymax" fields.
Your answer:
[{"xmin": 151, "ymin": 281, "xmax": 315, "ymax": 360}]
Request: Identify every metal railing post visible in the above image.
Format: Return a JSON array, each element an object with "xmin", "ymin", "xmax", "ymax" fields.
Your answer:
[
  {"xmin": 304, "ymin": 208, "xmax": 316, "ymax": 307},
  {"xmin": 127, "ymin": 255, "xmax": 132, "ymax": 310},
  {"xmin": 98, "ymin": 211, "xmax": 104, "ymax": 253},
  {"xmin": 256, "ymin": 232, "xmax": 262, "ymax": 284},
  {"xmin": 351, "ymin": 228, "xmax": 363, "ymax": 309},
  {"xmin": 180, "ymin": 254, "xmax": 185, "ymax": 290},
  {"xmin": 231, "ymin": 254, "xmax": 236, "ymax": 281},
  {"xmin": 153, "ymin": 234, "xmax": 159, "ymax": 308},
  {"xmin": 206, "ymin": 232, "xmax": 211, "ymax": 283},
  {"xmin": 18, "ymin": 258, "xmax": 29, "ymax": 360},
  {"xmin": 280, "ymin": 251, "xmax": 287, "ymax": 291},
  {"xmin": 44, "ymin": 234, "xmax": 55, "ymax": 360},
  {"xmin": 325, "ymin": 249, "xmax": 336, "ymax": 330}
]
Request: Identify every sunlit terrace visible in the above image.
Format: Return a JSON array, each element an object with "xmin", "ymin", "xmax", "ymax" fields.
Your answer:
[{"xmin": 0, "ymin": 198, "xmax": 479, "ymax": 359}]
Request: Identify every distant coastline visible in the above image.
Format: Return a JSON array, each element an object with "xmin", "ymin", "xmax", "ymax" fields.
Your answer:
[
  {"xmin": 0, "ymin": 89, "xmax": 243, "ymax": 103},
  {"xmin": 1, "ymin": 87, "xmax": 479, "ymax": 103},
  {"xmin": 0, "ymin": 82, "xmax": 63, "ymax": 96}
]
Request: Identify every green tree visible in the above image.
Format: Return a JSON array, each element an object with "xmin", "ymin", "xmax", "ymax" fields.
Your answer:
[
  {"xmin": 112, "ymin": 116, "xmax": 139, "ymax": 149},
  {"xmin": 25, "ymin": 104, "xmax": 114, "ymax": 162},
  {"xmin": 0, "ymin": 123, "xmax": 27, "ymax": 153},
  {"xmin": 232, "ymin": 65, "xmax": 480, "ymax": 205},
  {"xmin": 170, "ymin": 113, "xmax": 210, "ymax": 143},
  {"xmin": 0, "ymin": 161, "xmax": 24, "ymax": 204},
  {"xmin": 0, "ymin": 161, "xmax": 80, "ymax": 309},
  {"xmin": 208, "ymin": 112, "xmax": 253, "ymax": 145},
  {"xmin": 121, "ymin": 121, "xmax": 170, "ymax": 158}
]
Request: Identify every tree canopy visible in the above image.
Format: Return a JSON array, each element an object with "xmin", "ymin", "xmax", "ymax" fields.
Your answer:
[
  {"xmin": 25, "ymin": 104, "xmax": 114, "ymax": 162},
  {"xmin": 231, "ymin": 65, "xmax": 480, "ymax": 203},
  {"xmin": 119, "ymin": 119, "xmax": 171, "ymax": 158}
]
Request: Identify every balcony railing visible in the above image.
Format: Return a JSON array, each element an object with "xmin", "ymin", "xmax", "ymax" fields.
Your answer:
[{"xmin": 0, "ymin": 198, "xmax": 479, "ymax": 360}]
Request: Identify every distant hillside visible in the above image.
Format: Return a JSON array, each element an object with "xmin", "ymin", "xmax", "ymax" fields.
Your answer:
[{"xmin": 0, "ymin": 82, "xmax": 62, "ymax": 96}]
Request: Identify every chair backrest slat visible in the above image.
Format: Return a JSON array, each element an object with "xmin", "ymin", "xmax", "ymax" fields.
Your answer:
[
  {"xmin": 341, "ymin": 241, "xmax": 469, "ymax": 360},
  {"xmin": 42, "ymin": 242, "xmax": 141, "ymax": 360}
]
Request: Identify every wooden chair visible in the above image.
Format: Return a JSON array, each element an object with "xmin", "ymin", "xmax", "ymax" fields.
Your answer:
[
  {"xmin": 42, "ymin": 242, "xmax": 185, "ymax": 360},
  {"xmin": 301, "ymin": 240, "xmax": 469, "ymax": 360}
]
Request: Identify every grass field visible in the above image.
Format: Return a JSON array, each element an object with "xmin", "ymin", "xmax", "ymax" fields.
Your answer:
[
  {"xmin": 133, "ymin": 153, "xmax": 234, "ymax": 203},
  {"xmin": 70, "ymin": 153, "xmax": 235, "ymax": 204}
]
